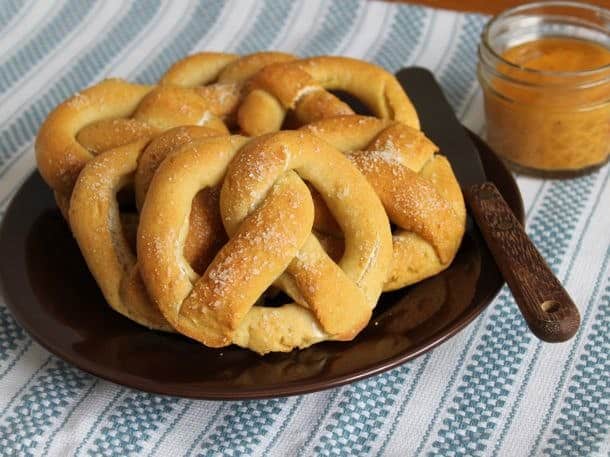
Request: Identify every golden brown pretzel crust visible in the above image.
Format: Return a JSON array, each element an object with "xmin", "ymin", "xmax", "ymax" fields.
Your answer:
[
  {"xmin": 160, "ymin": 52, "xmax": 297, "ymax": 124},
  {"xmin": 301, "ymin": 116, "xmax": 466, "ymax": 290},
  {"xmin": 36, "ymin": 79, "xmax": 152, "ymax": 196},
  {"xmin": 35, "ymin": 79, "xmax": 228, "ymax": 211},
  {"xmin": 138, "ymin": 132, "xmax": 392, "ymax": 354},
  {"xmin": 134, "ymin": 125, "xmax": 221, "ymax": 208},
  {"xmin": 69, "ymin": 140, "xmax": 173, "ymax": 331},
  {"xmin": 162, "ymin": 51, "xmax": 296, "ymax": 86},
  {"xmin": 134, "ymin": 125, "xmax": 229, "ymax": 273},
  {"xmin": 69, "ymin": 125, "xmax": 229, "ymax": 331},
  {"xmin": 160, "ymin": 52, "xmax": 239, "ymax": 87},
  {"xmin": 36, "ymin": 51, "xmax": 466, "ymax": 354},
  {"xmin": 237, "ymin": 56, "xmax": 420, "ymax": 136}
]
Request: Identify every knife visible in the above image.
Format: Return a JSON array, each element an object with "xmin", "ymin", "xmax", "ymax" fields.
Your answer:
[{"xmin": 395, "ymin": 67, "xmax": 580, "ymax": 342}]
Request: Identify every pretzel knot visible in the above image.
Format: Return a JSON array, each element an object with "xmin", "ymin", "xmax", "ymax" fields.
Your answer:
[
  {"xmin": 300, "ymin": 116, "xmax": 467, "ymax": 290},
  {"xmin": 138, "ymin": 132, "xmax": 393, "ymax": 354},
  {"xmin": 35, "ymin": 78, "xmax": 228, "ymax": 214},
  {"xmin": 68, "ymin": 139, "xmax": 173, "ymax": 331},
  {"xmin": 68, "ymin": 126, "xmax": 224, "ymax": 332},
  {"xmin": 160, "ymin": 51, "xmax": 296, "ymax": 126},
  {"xmin": 237, "ymin": 56, "xmax": 420, "ymax": 136}
]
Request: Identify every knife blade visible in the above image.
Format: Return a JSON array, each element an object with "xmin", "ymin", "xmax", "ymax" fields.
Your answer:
[
  {"xmin": 395, "ymin": 67, "xmax": 580, "ymax": 342},
  {"xmin": 396, "ymin": 67, "xmax": 488, "ymax": 188}
]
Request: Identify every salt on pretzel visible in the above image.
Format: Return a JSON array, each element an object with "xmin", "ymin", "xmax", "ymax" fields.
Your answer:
[
  {"xmin": 237, "ymin": 56, "xmax": 420, "ymax": 136},
  {"xmin": 300, "ymin": 116, "xmax": 466, "ymax": 290},
  {"xmin": 160, "ymin": 51, "xmax": 296, "ymax": 125},
  {"xmin": 35, "ymin": 78, "xmax": 228, "ymax": 209},
  {"xmin": 68, "ymin": 125, "xmax": 225, "ymax": 331},
  {"xmin": 134, "ymin": 125, "xmax": 229, "ymax": 274},
  {"xmin": 69, "ymin": 139, "xmax": 172, "ymax": 331},
  {"xmin": 138, "ymin": 132, "xmax": 392, "ymax": 354}
]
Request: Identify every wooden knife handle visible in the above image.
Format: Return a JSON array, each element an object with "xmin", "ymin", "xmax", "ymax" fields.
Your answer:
[{"xmin": 465, "ymin": 182, "xmax": 580, "ymax": 342}]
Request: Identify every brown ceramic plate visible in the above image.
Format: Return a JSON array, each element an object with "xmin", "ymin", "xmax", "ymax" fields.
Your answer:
[{"xmin": 0, "ymin": 130, "xmax": 523, "ymax": 400}]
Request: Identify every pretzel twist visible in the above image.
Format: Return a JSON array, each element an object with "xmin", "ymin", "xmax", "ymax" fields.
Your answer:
[
  {"xmin": 69, "ymin": 139, "xmax": 172, "ymax": 331},
  {"xmin": 138, "ymin": 132, "xmax": 393, "ymax": 354},
  {"xmin": 68, "ymin": 125, "xmax": 227, "ymax": 331},
  {"xmin": 160, "ymin": 51, "xmax": 296, "ymax": 126},
  {"xmin": 237, "ymin": 56, "xmax": 420, "ymax": 136},
  {"xmin": 134, "ymin": 125, "xmax": 230, "ymax": 274},
  {"xmin": 35, "ymin": 78, "xmax": 228, "ymax": 208},
  {"xmin": 300, "ymin": 116, "xmax": 466, "ymax": 290}
]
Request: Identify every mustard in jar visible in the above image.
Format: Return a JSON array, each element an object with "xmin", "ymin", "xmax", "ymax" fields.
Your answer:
[{"xmin": 478, "ymin": 2, "xmax": 610, "ymax": 176}]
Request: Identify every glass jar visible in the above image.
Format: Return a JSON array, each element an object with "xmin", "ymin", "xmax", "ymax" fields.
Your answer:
[{"xmin": 478, "ymin": 1, "xmax": 610, "ymax": 177}]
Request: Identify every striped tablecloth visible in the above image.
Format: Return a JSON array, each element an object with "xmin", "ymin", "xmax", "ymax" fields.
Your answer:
[{"xmin": 0, "ymin": 1, "xmax": 608, "ymax": 455}]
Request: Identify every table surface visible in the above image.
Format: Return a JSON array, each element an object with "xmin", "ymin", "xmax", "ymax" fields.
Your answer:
[{"xmin": 390, "ymin": 0, "xmax": 610, "ymax": 14}]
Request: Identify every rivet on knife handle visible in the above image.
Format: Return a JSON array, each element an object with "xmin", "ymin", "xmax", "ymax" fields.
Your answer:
[{"xmin": 465, "ymin": 182, "xmax": 580, "ymax": 342}]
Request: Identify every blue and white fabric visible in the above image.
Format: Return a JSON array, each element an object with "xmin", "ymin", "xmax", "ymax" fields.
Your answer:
[{"xmin": 0, "ymin": 1, "xmax": 608, "ymax": 455}]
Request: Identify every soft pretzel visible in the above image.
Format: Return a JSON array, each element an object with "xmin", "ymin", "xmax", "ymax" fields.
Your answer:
[
  {"xmin": 160, "ymin": 51, "xmax": 296, "ymax": 126},
  {"xmin": 300, "ymin": 116, "xmax": 466, "ymax": 290},
  {"xmin": 230, "ymin": 237, "xmax": 481, "ymax": 385},
  {"xmin": 134, "ymin": 125, "xmax": 220, "ymax": 208},
  {"xmin": 134, "ymin": 125, "xmax": 229, "ymax": 274},
  {"xmin": 237, "ymin": 56, "xmax": 420, "ymax": 136},
  {"xmin": 138, "ymin": 132, "xmax": 393, "ymax": 354},
  {"xmin": 35, "ymin": 78, "xmax": 228, "ymax": 210},
  {"xmin": 69, "ymin": 139, "xmax": 173, "ymax": 331},
  {"xmin": 69, "ymin": 124, "xmax": 227, "ymax": 331}
]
